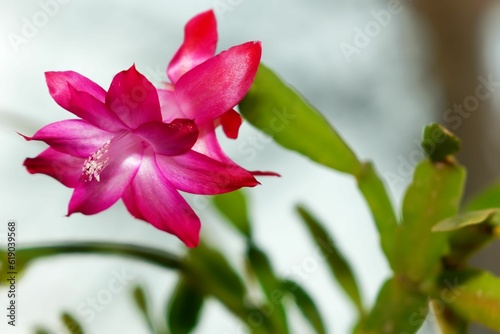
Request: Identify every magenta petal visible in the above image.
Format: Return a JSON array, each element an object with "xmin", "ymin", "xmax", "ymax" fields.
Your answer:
[
  {"xmin": 106, "ymin": 65, "xmax": 162, "ymax": 129},
  {"xmin": 167, "ymin": 10, "xmax": 217, "ymax": 83},
  {"xmin": 175, "ymin": 41, "xmax": 262, "ymax": 126},
  {"xmin": 68, "ymin": 85, "xmax": 127, "ymax": 132},
  {"xmin": 156, "ymin": 150, "xmax": 259, "ymax": 195},
  {"xmin": 158, "ymin": 88, "xmax": 186, "ymax": 122},
  {"xmin": 134, "ymin": 119, "xmax": 198, "ymax": 156},
  {"xmin": 45, "ymin": 71, "xmax": 107, "ymax": 111},
  {"xmin": 68, "ymin": 133, "xmax": 143, "ymax": 215},
  {"xmin": 22, "ymin": 119, "xmax": 112, "ymax": 158},
  {"xmin": 23, "ymin": 148, "xmax": 83, "ymax": 188},
  {"xmin": 124, "ymin": 153, "xmax": 200, "ymax": 247},
  {"xmin": 122, "ymin": 185, "xmax": 145, "ymax": 220},
  {"xmin": 220, "ymin": 109, "xmax": 243, "ymax": 139}
]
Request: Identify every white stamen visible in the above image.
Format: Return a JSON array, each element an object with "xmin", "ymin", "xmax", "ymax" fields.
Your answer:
[{"xmin": 81, "ymin": 140, "xmax": 111, "ymax": 182}]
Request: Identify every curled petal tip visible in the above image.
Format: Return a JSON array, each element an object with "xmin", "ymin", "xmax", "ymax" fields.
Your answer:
[
  {"xmin": 251, "ymin": 170, "xmax": 281, "ymax": 177},
  {"xmin": 17, "ymin": 132, "xmax": 31, "ymax": 141}
]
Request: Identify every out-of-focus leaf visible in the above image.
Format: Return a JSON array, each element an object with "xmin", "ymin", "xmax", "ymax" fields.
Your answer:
[
  {"xmin": 186, "ymin": 243, "xmax": 246, "ymax": 317},
  {"xmin": 361, "ymin": 278, "xmax": 428, "ymax": 334},
  {"xmin": 185, "ymin": 244, "xmax": 275, "ymax": 334},
  {"xmin": 421, "ymin": 123, "xmax": 460, "ymax": 162},
  {"xmin": 438, "ymin": 269, "xmax": 500, "ymax": 331},
  {"xmin": 431, "ymin": 300, "xmax": 468, "ymax": 334},
  {"xmin": 247, "ymin": 244, "xmax": 289, "ymax": 334},
  {"xmin": 213, "ymin": 190, "xmax": 252, "ymax": 238},
  {"xmin": 432, "ymin": 209, "xmax": 499, "ymax": 232},
  {"xmin": 34, "ymin": 328, "xmax": 52, "ymax": 334},
  {"xmin": 61, "ymin": 312, "xmax": 84, "ymax": 334},
  {"xmin": 239, "ymin": 64, "xmax": 362, "ymax": 176},
  {"xmin": 132, "ymin": 285, "xmax": 155, "ymax": 334},
  {"xmin": 296, "ymin": 206, "xmax": 364, "ymax": 315},
  {"xmin": 167, "ymin": 277, "xmax": 204, "ymax": 334},
  {"xmin": 356, "ymin": 162, "xmax": 398, "ymax": 265},
  {"xmin": 466, "ymin": 180, "xmax": 500, "ymax": 211},
  {"xmin": 282, "ymin": 280, "xmax": 327, "ymax": 334},
  {"xmin": 394, "ymin": 160, "xmax": 465, "ymax": 282},
  {"xmin": 0, "ymin": 248, "xmax": 33, "ymax": 284}
]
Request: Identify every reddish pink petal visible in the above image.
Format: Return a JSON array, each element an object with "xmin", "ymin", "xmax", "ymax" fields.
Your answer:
[
  {"xmin": 45, "ymin": 71, "xmax": 107, "ymax": 110},
  {"xmin": 68, "ymin": 85, "xmax": 127, "ymax": 132},
  {"xmin": 106, "ymin": 65, "xmax": 162, "ymax": 129},
  {"xmin": 192, "ymin": 124, "xmax": 235, "ymax": 164},
  {"xmin": 175, "ymin": 41, "xmax": 262, "ymax": 126},
  {"xmin": 124, "ymin": 152, "xmax": 200, "ymax": 247},
  {"xmin": 158, "ymin": 88, "xmax": 186, "ymax": 122},
  {"xmin": 23, "ymin": 148, "xmax": 83, "ymax": 188},
  {"xmin": 68, "ymin": 133, "xmax": 143, "ymax": 215},
  {"xmin": 156, "ymin": 150, "xmax": 258, "ymax": 195},
  {"xmin": 21, "ymin": 119, "xmax": 112, "ymax": 158},
  {"xmin": 167, "ymin": 10, "xmax": 217, "ymax": 83},
  {"xmin": 133, "ymin": 119, "xmax": 198, "ymax": 156},
  {"xmin": 220, "ymin": 109, "xmax": 243, "ymax": 139}
]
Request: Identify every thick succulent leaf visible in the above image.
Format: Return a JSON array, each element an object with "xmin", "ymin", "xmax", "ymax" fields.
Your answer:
[
  {"xmin": 421, "ymin": 123, "xmax": 460, "ymax": 162},
  {"xmin": 282, "ymin": 280, "xmax": 327, "ymax": 334},
  {"xmin": 361, "ymin": 278, "xmax": 428, "ymax": 334},
  {"xmin": 432, "ymin": 209, "xmax": 499, "ymax": 232},
  {"xmin": 167, "ymin": 277, "xmax": 205, "ymax": 334},
  {"xmin": 239, "ymin": 64, "xmax": 362, "ymax": 175},
  {"xmin": 296, "ymin": 206, "xmax": 364, "ymax": 315},
  {"xmin": 247, "ymin": 244, "xmax": 289, "ymax": 334},
  {"xmin": 394, "ymin": 160, "xmax": 466, "ymax": 282},
  {"xmin": 356, "ymin": 162, "xmax": 398, "ymax": 266},
  {"xmin": 438, "ymin": 269, "xmax": 500, "ymax": 331},
  {"xmin": 433, "ymin": 210, "xmax": 500, "ymax": 265},
  {"xmin": 61, "ymin": 312, "xmax": 84, "ymax": 334},
  {"xmin": 212, "ymin": 190, "xmax": 252, "ymax": 238}
]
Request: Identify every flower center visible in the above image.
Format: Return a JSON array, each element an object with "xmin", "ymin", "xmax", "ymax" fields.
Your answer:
[{"xmin": 81, "ymin": 140, "xmax": 111, "ymax": 182}]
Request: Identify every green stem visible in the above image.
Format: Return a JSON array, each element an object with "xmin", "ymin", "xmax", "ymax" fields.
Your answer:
[{"xmin": 15, "ymin": 242, "xmax": 183, "ymax": 270}]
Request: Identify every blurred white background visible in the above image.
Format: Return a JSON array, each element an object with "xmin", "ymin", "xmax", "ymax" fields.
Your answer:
[{"xmin": 1, "ymin": 0, "xmax": 499, "ymax": 333}]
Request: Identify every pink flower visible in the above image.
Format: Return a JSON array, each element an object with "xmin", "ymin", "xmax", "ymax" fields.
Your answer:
[
  {"xmin": 23, "ymin": 65, "xmax": 259, "ymax": 247},
  {"xmin": 158, "ymin": 10, "xmax": 278, "ymax": 176}
]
